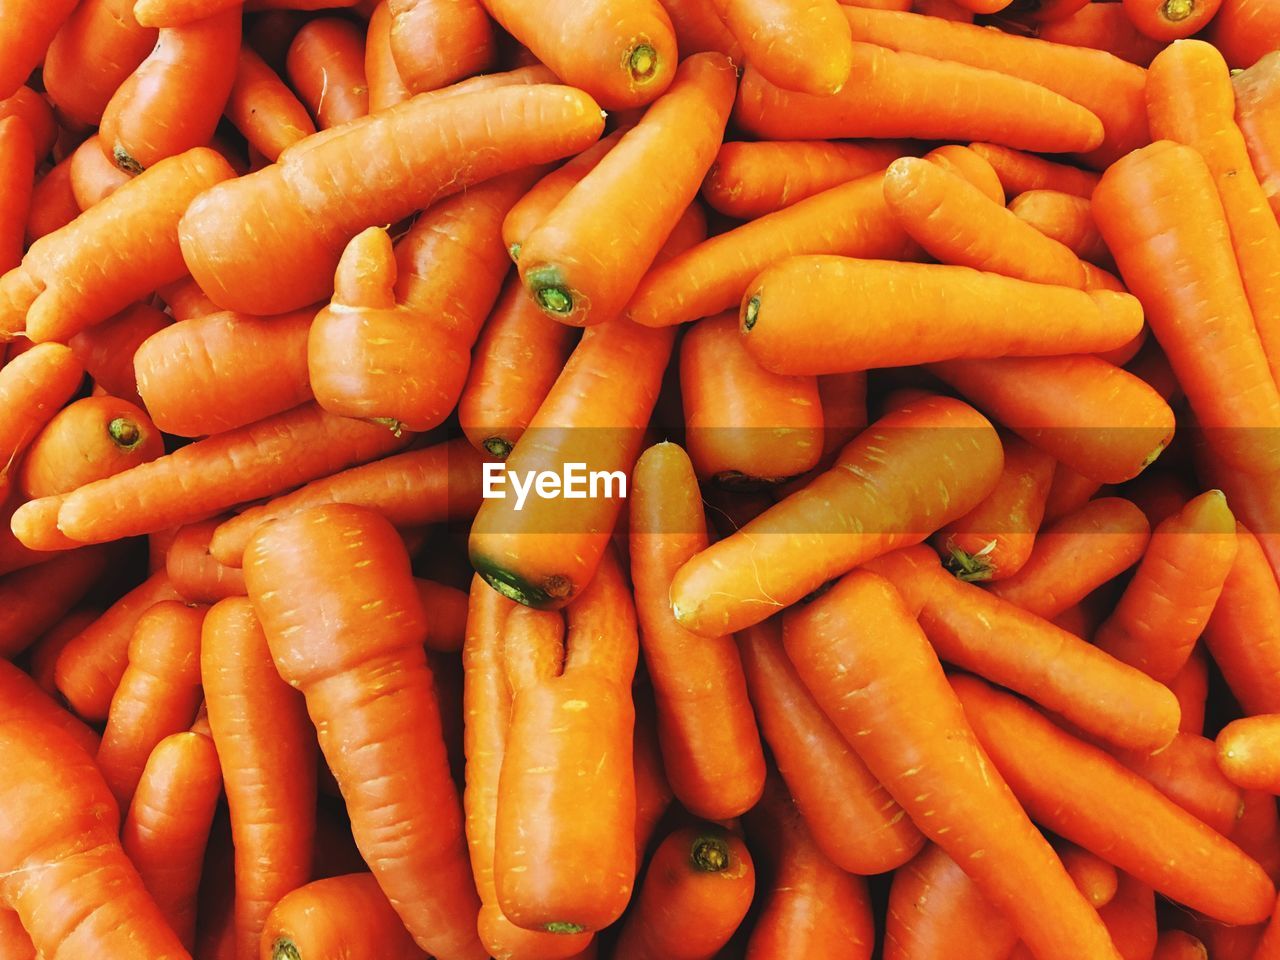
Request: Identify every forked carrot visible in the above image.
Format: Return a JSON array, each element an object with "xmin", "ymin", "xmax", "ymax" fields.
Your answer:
[
  {"xmin": 387, "ymin": 0, "xmax": 494, "ymax": 94},
  {"xmin": 1008, "ymin": 190, "xmax": 1111, "ymax": 266},
  {"xmin": 967, "ymin": 142, "xmax": 1100, "ymax": 198}
]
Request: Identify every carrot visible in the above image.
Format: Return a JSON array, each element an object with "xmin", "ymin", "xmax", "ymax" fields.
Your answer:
[
  {"xmin": 866, "ymin": 545, "xmax": 1181, "ymax": 751},
  {"xmin": 43, "ymin": 0, "xmax": 156, "ymax": 127},
  {"xmin": 519, "ymin": 54, "xmax": 735, "ymax": 327},
  {"xmin": 1094, "ymin": 491, "xmax": 1236, "ymax": 681},
  {"xmin": 0, "ymin": 0, "xmax": 79, "ymax": 100},
  {"xmin": 710, "ymin": 0, "xmax": 853, "ymax": 96},
  {"xmin": 260, "ymin": 874, "xmax": 428, "ymax": 960},
  {"xmin": 671, "ymin": 395, "xmax": 1002, "ymax": 636},
  {"xmin": 912, "ymin": 0, "xmax": 975, "ymax": 17},
  {"xmin": 1108, "ymin": 731, "xmax": 1243, "ymax": 835},
  {"xmin": 784, "ymin": 570, "xmax": 1120, "ymax": 960},
  {"xmin": 130, "ymin": 0, "xmax": 238, "ymax": 26},
  {"xmin": 952, "ymin": 673, "xmax": 1276, "ymax": 925},
  {"xmin": 0, "ymin": 88, "xmax": 56, "ymax": 165},
  {"xmin": 97, "ymin": 601, "xmax": 205, "ymax": 810},
  {"xmin": 366, "ymin": 1, "xmax": 410, "ymax": 111},
  {"xmin": 134, "ymin": 308, "xmax": 313, "ymax": 436},
  {"xmin": 286, "ymin": 18, "xmax": 369, "ymax": 129},
  {"xmin": 0, "ymin": 910, "xmax": 34, "ymax": 960},
  {"xmin": 201, "ymin": 597, "xmax": 316, "ymax": 960},
  {"xmin": 0, "ymin": 719, "xmax": 191, "ymax": 959},
  {"xmin": 629, "ymin": 443, "xmax": 765, "ymax": 819},
  {"xmin": 121, "ymin": 732, "xmax": 222, "ymax": 951},
  {"xmin": 986, "ymin": 497, "xmax": 1151, "ymax": 619},
  {"xmin": 68, "ymin": 135, "xmax": 135, "ymax": 211},
  {"xmin": 930, "ymin": 355, "xmax": 1175, "ymax": 484},
  {"xmin": 1203, "ymin": 525, "xmax": 1280, "ymax": 715},
  {"xmin": 1095, "ymin": 140, "xmax": 1280, "ymax": 475},
  {"xmin": 612, "ymin": 824, "xmax": 755, "ymax": 960},
  {"xmin": 743, "ymin": 256, "xmax": 1141, "ymax": 374},
  {"xmin": 932, "ymin": 436, "xmax": 1056, "ymax": 582},
  {"xmin": 24, "ymin": 157, "xmax": 79, "ymax": 245},
  {"xmin": 166, "ymin": 519, "xmax": 247, "ymax": 603},
  {"xmin": 1058, "ymin": 842, "xmax": 1120, "ymax": 908},
  {"xmin": 1169, "ymin": 647, "xmax": 1210, "ymax": 734},
  {"xmin": 2, "ymin": 148, "xmax": 235, "ymax": 344},
  {"xmin": 1208, "ymin": 0, "xmax": 1280, "ymax": 68},
  {"xmin": 1153, "ymin": 931, "xmax": 1208, "ymax": 960},
  {"xmin": 458, "ymin": 275, "xmax": 578, "ymax": 459},
  {"xmin": 415, "ymin": 579, "xmax": 468, "ymax": 653},
  {"xmin": 738, "ymin": 620, "xmax": 924, "ymax": 874},
  {"xmin": 224, "ymin": 46, "xmax": 317, "ymax": 162},
  {"xmin": 1095, "ymin": 873, "xmax": 1158, "ymax": 960},
  {"xmin": 701, "ymin": 140, "xmax": 908, "ymax": 220},
  {"xmin": 884, "ymin": 844, "xmax": 1017, "ymax": 960},
  {"xmin": 18, "ymin": 396, "xmax": 162, "ymax": 499},
  {"xmin": 1218, "ymin": 716, "xmax": 1280, "ymax": 794},
  {"xmin": 742, "ymin": 773, "xmax": 875, "ymax": 960},
  {"xmin": 246, "ymin": 505, "xmax": 482, "ymax": 959},
  {"xmin": 1037, "ymin": 3, "xmax": 1164, "ymax": 65},
  {"xmin": 156, "ymin": 277, "xmax": 220, "ymax": 319},
  {"xmin": 64, "ymin": 303, "xmax": 167, "ymax": 405},
  {"xmin": 310, "ymin": 170, "xmax": 535, "ymax": 431},
  {"xmin": 0, "ymin": 118, "xmax": 33, "ymax": 275},
  {"xmin": 0, "ymin": 658, "xmax": 98, "ymax": 756},
  {"xmin": 967, "ymin": 142, "xmax": 1100, "ymax": 199},
  {"xmin": 179, "ymin": 81, "xmax": 605, "ymax": 317},
  {"xmin": 25, "ymin": 607, "xmax": 100, "ymax": 698},
  {"xmin": 1234, "ymin": 53, "xmax": 1280, "ymax": 222},
  {"xmin": 1233, "ymin": 789, "xmax": 1280, "ymax": 882},
  {"xmin": 478, "ymin": 0, "xmax": 677, "ymax": 109},
  {"xmin": 1124, "ymin": 0, "xmax": 1220, "ymax": 38},
  {"xmin": 210, "ymin": 438, "xmax": 484, "ymax": 567},
  {"xmin": 733, "ymin": 45, "xmax": 1104, "ymax": 155},
  {"xmin": 0, "ymin": 343, "xmax": 83, "ymax": 486},
  {"xmin": 656, "ymin": 0, "xmax": 743, "ymax": 58},
  {"xmin": 0, "ymin": 547, "xmax": 114, "ymax": 661},
  {"xmin": 1008, "ymin": 190, "xmax": 1110, "ymax": 266},
  {"xmin": 387, "ymin": 0, "xmax": 494, "ymax": 94},
  {"xmin": 632, "ymin": 693, "xmax": 674, "ymax": 863}
]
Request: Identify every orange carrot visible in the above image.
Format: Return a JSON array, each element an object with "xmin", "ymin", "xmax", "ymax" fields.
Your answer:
[
  {"xmin": 179, "ymin": 80, "xmax": 605, "ymax": 316},
  {"xmin": 0, "ymin": 548, "xmax": 112, "ymax": 660},
  {"xmin": 1037, "ymin": 3, "xmax": 1163, "ymax": 65},
  {"xmin": 18, "ymin": 396, "xmax": 163, "ymax": 499},
  {"xmin": 156, "ymin": 276, "xmax": 219, "ymax": 319},
  {"xmin": 656, "ymin": 0, "xmax": 742, "ymax": 58},
  {"xmin": 23, "ymin": 157, "xmax": 78, "ymax": 245},
  {"xmin": 0, "ymin": 343, "xmax": 84, "ymax": 486},
  {"xmin": 260, "ymin": 874, "xmax": 429, "ymax": 960},
  {"xmin": 286, "ymin": 18, "xmax": 369, "ymax": 129},
  {"xmin": 66, "ymin": 303, "xmax": 169, "ymax": 406},
  {"xmin": 711, "ymin": 0, "xmax": 853, "ymax": 95},
  {"xmin": 388, "ymin": 0, "xmax": 494, "ymax": 94},
  {"xmin": 1008, "ymin": 190, "xmax": 1111, "ymax": 266},
  {"xmin": 366, "ymin": 1, "xmax": 410, "ymax": 111},
  {"xmin": 25, "ymin": 607, "xmax": 100, "ymax": 698},
  {"xmin": 0, "ymin": 0, "xmax": 80, "ymax": 100},
  {"xmin": 1153, "ymin": 931, "xmax": 1208, "ymax": 960},
  {"xmin": 130, "ymin": 0, "xmax": 237, "ymax": 26},
  {"xmin": 1169, "ymin": 647, "xmax": 1210, "ymax": 734},
  {"xmin": 166, "ymin": 519, "xmax": 246, "ymax": 603},
  {"xmin": 1204, "ymin": 525, "xmax": 1280, "ymax": 715},
  {"xmin": 0, "ymin": 657, "xmax": 99, "ymax": 756},
  {"xmin": 968, "ymin": 142, "xmax": 1100, "ymax": 199},
  {"xmin": 1234, "ymin": 52, "xmax": 1280, "ymax": 220},
  {"xmin": 0, "ymin": 118, "xmax": 33, "ymax": 275},
  {"xmin": 1109, "ymin": 731, "xmax": 1244, "ymax": 836},
  {"xmin": 1124, "ymin": 0, "xmax": 1220, "ymax": 39},
  {"xmin": 42, "ymin": 0, "xmax": 157, "ymax": 128},
  {"xmin": 68, "ymin": 135, "xmax": 135, "ymax": 211},
  {"xmin": 1218, "ymin": 716, "xmax": 1280, "ymax": 794},
  {"xmin": 1059, "ymin": 841, "xmax": 1120, "ymax": 908},
  {"xmin": 224, "ymin": 46, "xmax": 317, "ymax": 162}
]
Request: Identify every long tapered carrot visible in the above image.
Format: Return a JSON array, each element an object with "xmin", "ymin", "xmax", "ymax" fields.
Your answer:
[
  {"xmin": 0, "ymin": 0, "xmax": 79, "ymax": 100},
  {"xmin": 738, "ymin": 619, "xmax": 924, "ymax": 874},
  {"xmin": 1, "ymin": 148, "xmax": 235, "ymax": 343},
  {"xmin": 967, "ymin": 142, "xmax": 1100, "ymax": 199},
  {"xmin": 930, "ymin": 354, "xmax": 1175, "ymax": 484},
  {"xmin": 210, "ymin": 438, "xmax": 484, "ymax": 567},
  {"xmin": 952, "ymin": 673, "xmax": 1276, "ymax": 925},
  {"xmin": 1109, "ymin": 731, "xmax": 1244, "ymax": 835},
  {"xmin": 0, "ymin": 343, "xmax": 83, "ymax": 487},
  {"xmin": 224, "ymin": 46, "xmax": 316, "ymax": 162},
  {"xmin": 1008, "ymin": 190, "xmax": 1111, "ymax": 265},
  {"xmin": 0, "ymin": 547, "xmax": 112, "ymax": 659},
  {"xmin": 180, "ymin": 82, "xmax": 605, "ymax": 316},
  {"xmin": 0, "ymin": 658, "xmax": 99, "ymax": 756},
  {"xmin": 286, "ymin": 18, "xmax": 369, "ymax": 129},
  {"xmin": 519, "ymin": 55, "xmax": 734, "ymax": 328},
  {"xmin": 200, "ymin": 598, "xmax": 316, "ymax": 960},
  {"xmin": 741, "ymin": 256, "xmax": 1139, "ymax": 374},
  {"xmin": 1094, "ymin": 139, "xmax": 1280, "ymax": 475},
  {"xmin": 166, "ymin": 518, "xmax": 246, "ymax": 603},
  {"xmin": 734, "ymin": 44, "xmax": 1103, "ymax": 154},
  {"xmin": 0, "ymin": 118, "xmax": 33, "ymax": 275},
  {"xmin": 839, "ymin": 6, "xmax": 1146, "ymax": 165},
  {"xmin": 866, "ymin": 545, "xmax": 1181, "ymax": 752},
  {"xmin": 260, "ymin": 874, "xmax": 428, "ymax": 960},
  {"xmin": 670, "ymin": 395, "xmax": 1002, "ymax": 636},
  {"xmin": 246, "ymin": 505, "xmax": 483, "ymax": 960},
  {"xmin": 785, "ymin": 570, "xmax": 1121, "ymax": 960},
  {"xmin": 121, "ymin": 732, "xmax": 222, "ymax": 952},
  {"xmin": 710, "ymin": 0, "xmax": 853, "ymax": 95},
  {"xmin": 387, "ymin": 0, "xmax": 493, "ymax": 94},
  {"xmin": 42, "ymin": 0, "xmax": 156, "ymax": 128},
  {"xmin": 1203, "ymin": 525, "xmax": 1280, "ymax": 715},
  {"xmin": 629, "ymin": 443, "xmax": 765, "ymax": 820}
]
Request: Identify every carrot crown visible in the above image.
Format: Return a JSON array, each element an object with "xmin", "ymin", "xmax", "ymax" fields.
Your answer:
[{"xmin": 691, "ymin": 835, "xmax": 731, "ymax": 872}]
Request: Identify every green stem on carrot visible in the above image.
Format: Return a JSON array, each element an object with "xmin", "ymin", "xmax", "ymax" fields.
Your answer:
[
  {"xmin": 545, "ymin": 921, "xmax": 587, "ymax": 935},
  {"xmin": 526, "ymin": 266, "xmax": 574, "ymax": 316},
  {"xmin": 272, "ymin": 939, "xmax": 302, "ymax": 960},
  {"xmin": 743, "ymin": 296, "xmax": 761, "ymax": 331}
]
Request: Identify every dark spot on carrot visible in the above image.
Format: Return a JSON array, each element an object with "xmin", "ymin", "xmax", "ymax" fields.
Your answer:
[
  {"xmin": 743, "ymin": 295, "xmax": 761, "ymax": 331},
  {"xmin": 112, "ymin": 144, "xmax": 144, "ymax": 175},
  {"xmin": 482, "ymin": 437, "xmax": 513, "ymax": 459},
  {"xmin": 107, "ymin": 417, "xmax": 143, "ymax": 451},
  {"xmin": 628, "ymin": 44, "xmax": 658, "ymax": 83},
  {"xmin": 545, "ymin": 921, "xmax": 587, "ymax": 935},
  {"xmin": 691, "ymin": 835, "xmax": 731, "ymax": 872},
  {"xmin": 1161, "ymin": 0, "xmax": 1193, "ymax": 21},
  {"xmin": 272, "ymin": 938, "xmax": 302, "ymax": 960}
]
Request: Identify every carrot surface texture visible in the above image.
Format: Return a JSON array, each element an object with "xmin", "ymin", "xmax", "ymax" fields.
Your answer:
[{"xmin": 260, "ymin": 874, "xmax": 428, "ymax": 960}]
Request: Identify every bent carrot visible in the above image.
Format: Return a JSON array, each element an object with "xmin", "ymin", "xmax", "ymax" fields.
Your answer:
[
  {"xmin": 179, "ymin": 81, "xmax": 605, "ymax": 316},
  {"xmin": 0, "ymin": 0, "xmax": 79, "ymax": 100},
  {"xmin": 286, "ymin": 18, "xmax": 369, "ymax": 129},
  {"xmin": 712, "ymin": 0, "xmax": 853, "ymax": 95},
  {"xmin": 784, "ymin": 570, "xmax": 1121, "ymax": 960},
  {"xmin": 19, "ymin": 396, "xmax": 163, "ymax": 498},
  {"xmin": 224, "ymin": 46, "xmax": 316, "ymax": 162},
  {"xmin": 167, "ymin": 519, "xmax": 247, "ymax": 603},
  {"xmin": 0, "ymin": 343, "xmax": 84, "ymax": 486},
  {"xmin": 388, "ymin": 0, "xmax": 494, "ymax": 94},
  {"xmin": 0, "ymin": 119, "xmax": 34, "ymax": 275},
  {"xmin": 968, "ymin": 142, "xmax": 1099, "ymax": 199},
  {"xmin": 1204, "ymin": 525, "xmax": 1280, "ymax": 715},
  {"xmin": 1008, "ymin": 190, "xmax": 1110, "ymax": 265},
  {"xmin": 1037, "ymin": 3, "xmax": 1163, "ymax": 65},
  {"xmin": 261, "ymin": 875, "xmax": 427, "ymax": 960}
]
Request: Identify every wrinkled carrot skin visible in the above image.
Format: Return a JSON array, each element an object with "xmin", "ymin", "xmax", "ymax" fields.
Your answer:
[
  {"xmin": 1008, "ymin": 190, "xmax": 1110, "ymax": 266},
  {"xmin": 43, "ymin": 0, "xmax": 157, "ymax": 128},
  {"xmin": 1112, "ymin": 732, "xmax": 1244, "ymax": 836},
  {"xmin": 1037, "ymin": 3, "xmax": 1163, "ymax": 65},
  {"xmin": 225, "ymin": 46, "xmax": 316, "ymax": 162},
  {"xmin": 953, "ymin": 674, "xmax": 1276, "ymax": 925},
  {"xmin": 24, "ymin": 158, "xmax": 79, "ymax": 245},
  {"xmin": 0, "ymin": 0, "xmax": 79, "ymax": 100},
  {"xmin": 867, "ymin": 545, "xmax": 1181, "ymax": 752},
  {"xmin": 0, "ymin": 89, "xmax": 56, "ymax": 165},
  {"xmin": 69, "ymin": 135, "xmax": 134, "ymax": 210},
  {"xmin": 135, "ymin": 308, "xmax": 314, "ymax": 436},
  {"xmin": 179, "ymin": 80, "xmax": 605, "ymax": 316},
  {"xmin": 0, "ymin": 720, "xmax": 191, "ymax": 959},
  {"xmin": 785, "ymin": 571, "xmax": 1120, "ymax": 960},
  {"xmin": 286, "ymin": 18, "xmax": 369, "ymax": 129},
  {"xmin": 0, "ymin": 119, "xmax": 34, "ymax": 275},
  {"xmin": 201, "ymin": 598, "xmax": 316, "ymax": 960},
  {"xmin": 167, "ymin": 519, "xmax": 247, "ymax": 603},
  {"xmin": 0, "ymin": 343, "xmax": 84, "ymax": 484},
  {"xmin": 0, "ymin": 548, "xmax": 112, "ymax": 659},
  {"xmin": 738, "ymin": 620, "xmax": 924, "ymax": 874},
  {"xmin": 743, "ymin": 774, "xmax": 874, "ymax": 960},
  {"xmin": 388, "ymin": 0, "xmax": 494, "ymax": 94},
  {"xmin": 0, "ymin": 657, "xmax": 99, "ymax": 756},
  {"xmin": 260, "ymin": 875, "xmax": 428, "ymax": 960},
  {"xmin": 19, "ymin": 396, "xmax": 163, "ymax": 499},
  {"xmin": 66, "ymin": 302, "xmax": 169, "ymax": 406},
  {"xmin": 1203, "ymin": 525, "xmax": 1280, "ymax": 715},
  {"xmin": 122, "ymin": 732, "xmax": 222, "ymax": 951},
  {"xmin": 968, "ymin": 142, "xmax": 1100, "ymax": 199},
  {"xmin": 246, "ymin": 505, "xmax": 483, "ymax": 960}
]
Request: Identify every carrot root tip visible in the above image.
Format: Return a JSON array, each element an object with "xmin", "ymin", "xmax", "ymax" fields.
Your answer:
[
  {"xmin": 742, "ymin": 296, "xmax": 760, "ymax": 331},
  {"xmin": 1161, "ymin": 0, "xmax": 1193, "ymax": 19},
  {"xmin": 272, "ymin": 938, "xmax": 302, "ymax": 960},
  {"xmin": 544, "ymin": 921, "xmax": 587, "ymax": 935},
  {"xmin": 508, "ymin": 242, "xmax": 521, "ymax": 262},
  {"xmin": 107, "ymin": 417, "xmax": 143, "ymax": 450},
  {"xmin": 691, "ymin": 835, "xmax": 731, "ymax": 872},
  {"xmin": 628, "ymin": 44, "xmax": 659, "ymax": 82},
  {"xmin": 482, "ymin": 436, "xmax": 513, "ymax": 459},
  {"xmin": 112, "ymin": 144, "xmax": 144, "ymax": 175},
  {"xmin": 527, "ymin": 268, "xmax": 574, "ymax": 317}
]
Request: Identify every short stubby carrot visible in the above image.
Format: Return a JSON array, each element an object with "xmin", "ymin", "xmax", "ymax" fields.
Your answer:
[
  {"xmin": 1008, "ymin": 190, "xmax": 1111, "ymax": 266},
  {"xmin": 671, "ymin": 394, "xmax": 1003, "ymax": 637},
  {"xmin": 741, "ymin": 256, "xmax": 1139, "ymax": 374},
  {"xmin": 388, "ymin": 0, "xmax": 494, "ymax": 94},
  {"xmin": 18, "ymin": 396, "xmax": 163, "ymax": 498},
  {"xmin": 179, "ymin": 82, "xmax": 605, "ymax": 316},
  {"xmin": 285, "ymin": 18, "xmax": 369, "ymax": 129},
  {"xmin": 260, "ymin": 875, "xmax": 428, "ymax": 960},
  {"xmin": 711, "ymin": 0, "xmax": 853, "ymax": 96},
  {"xmin": 478, "ymin": 0, "xmax": 677, "ymax": 109}
]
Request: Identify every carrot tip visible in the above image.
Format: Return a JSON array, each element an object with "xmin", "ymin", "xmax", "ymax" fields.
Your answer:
[
  {"xmin": 112, "ymin": 143, "xmax": 144, "ymax": 175},
  {"xmin": 742, "ymin": 296, "xmax": 760, "ymax": 332},
  {"xmin": 271, "ymin": 938, "xmax": 302, "ymax": 960},
  {"xmin": 526, "ymin": 268, "xmax": 574, "ymax": 317},
  {"xmin": 628, "ymin": 44, "xmax": 659, "ymax": 82},
  {"xmin": 691, "ymin": 835, "xmax": 731, "ymax": 872},
  {"xmin": 473, "ymin": 557, "xmax": 572, "ymax": 608},
  {"xmin": 508, "ymin": 242, "xmax": 521, "ymax": 262},
  {"xmin": 482, "ymin": 436, "xmax": 513, "ymax": 459},
  {"xmin": 1161, "ymin": 0, "xmax": 1194, "ymax": 19},
  {"xmin": 544, "ymin": 921, "xmax": 587, "ymax": 935},
  {"xmin": 107, "ymin": 417, "xmax": 143, "ymax": 450}
]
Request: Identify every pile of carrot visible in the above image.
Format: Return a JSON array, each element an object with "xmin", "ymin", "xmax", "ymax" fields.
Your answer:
[{"xmin": 4, "ymin": 0, "xmax": 1280, "ymax": 957}]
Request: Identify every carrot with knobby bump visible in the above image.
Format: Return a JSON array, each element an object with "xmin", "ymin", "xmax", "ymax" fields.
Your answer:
[
  {"xmin": 1008, "ymin": 190, "xmax": 1110, "ymax": 265},
  {"xmin": 931, "ymin": 354, "xmax": 1175, "ymax": 484},
  {"xmin": 1218, "ymin": 716, "xmax": 1280, "ymax": 793},
  {"xmin": 0, "ymin": 118, "xmax": 33, "ymax": 275},
  {"xmin": 260, "ymin": 875, "xmax": 429, "ymax": 960},
  {"xmin": 0, "ymin": 0, "xmax": 79, "ymax": 100},
  {"xmin": 1110, "ymin": 732, "xmax": 1244, "ymax": 835},
  {"xmin": 388, "ymin": 0, "xmax": 494, "ymax": 94},
  {"xmin": 43, "ymin": 0, "xmax": 156, "ymax": 128},
  {"xmin": 740, "ymin": 256, "xmax": 1141, "ymax": 375},
  {"xmin": 1094, "ymin": 491, "xmax": 1236, "ymax": 681},
  {"xmin": 743, "ymin": 774, "xmax": 875, "ymax": 960},
  {"xmin": 224, "ymin": 46, "xmax": 317, "ymax": 162},
  {"xmin": 19, "ymin": 396, "xmax": 163, "ymax": 499},
  {"xmin": 630, "ymin": 443, "xmax": 765, "ymax": 820},
  {"xmin": 865, "ymin": 545, "xmax": 1181, "ymax": 752},
  {"xmin": 286, "ymin": 18, "xmax": 369, "ymax": 129},
  {"xmin": 967, "ymin": 142, "xmax": 1100, "ymax": 199},
  {"xmin": 932, "ymin": 436, "xmax": 1056, "ymax": 582},
  {"xmin": 0, "ymin": 343, "xmax": 84, "ymax": 486},
  {"xmin": 134, "ymin": 308, "xmax": 314, "ymax": 437},
  {"xmin": 246, "ymin": 505, "xmax": 482, "ymax": 959},
  {"xmin": 1234, "ymin": 53, "xmax": 1280, "ymax": 219},
  {"xmin": 67, "ymin": 304, "xmax": 169, "ymax": 407},
  {"xmin": 167, "ymin": 519, "xmax": 246, "ymax": 603},
  {"xmin": 201, "ymin": 598, "xmax": 316, "ymax": 960},
  {"xmin": 671, "ymin": 395, "xmax": 1003, "ymax": 637},
  {"xmin": 1203, "ymin": 525, "xmax": 1280, "ymax": 715},
  {"xmin": 701, "ymin": 140, "xmax": 908, "ymax": 220},
  {"xmin": 738, "ymin": 620, "xmax": 924, "ymax": 874},
  {"xmin": 952, "ymin": 673, "xmax": 1276, "ymax": 925},
  {"xmin": 986, "ymin": 497, "xmax": 1151, "ymax": 619},
  {"xmin": 734, "ymin": 47, "xmax": 1103, "ymax": 154},
  {"xmin": 366, "ymin": 1, "xmax": 410, "ymax": 111},
  {"xmin": 2, "ymin": 148, "xmax": 235, "ymax": 344},
  {"xmin": 180, "ymin": 82, "xmax": 603, "ymax": 317},
  {"xmin": 98, "ymin": 601, "xmax": 206, "ymax": 810},
  {"xmin": 122, "ymin": 732, "xmax": 221, "ymax": 951},
  {"xmin": 784, "ymin": 570, "xmax": 1121, "ymax": 960},
  {"xmin": 519, "ymin": 54, "xmax": 735, "ymax": 327},
  {"xmin": 710, "ymin": 0, "xmax": 853, "ymax": 96}
]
